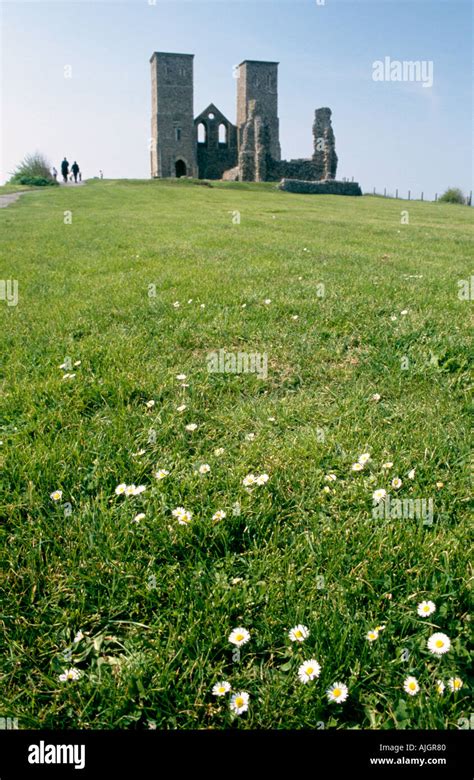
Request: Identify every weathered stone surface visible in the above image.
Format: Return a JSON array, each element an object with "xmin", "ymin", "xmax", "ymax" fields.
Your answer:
[
  {"xmin": 279, "ymin": 178, "xmax": 362, "ymax": 196},
  {"xmin": 150, "ymin": 52, "xmax": 197, "ymax": 178},
  {"xmin": 312, "ymin": 108, "xmax": 338, "ymax": 181},
  {"xmin": 194, "ymin": 103, "xmax": 238, "ymax": 180}
]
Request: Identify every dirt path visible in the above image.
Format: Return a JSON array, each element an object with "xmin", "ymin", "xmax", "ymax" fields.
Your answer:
[{"xmin": 0, "ymin": 191, "xmax": 32, "ymax": 208}]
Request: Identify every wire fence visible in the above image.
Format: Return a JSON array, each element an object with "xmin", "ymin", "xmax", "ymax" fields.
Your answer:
[{"xmin": 360, "ymin": 185, "xmax": 472, "ymax": 205}]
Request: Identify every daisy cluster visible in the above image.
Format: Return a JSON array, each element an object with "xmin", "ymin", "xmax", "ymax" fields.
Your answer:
[
  {"xmin": 211, "ymin": 624, "xmax": 350, "ymax": 716},
  {"xmin": 365, "ymin": 599, "xmax": 464, "ymax": 698}
]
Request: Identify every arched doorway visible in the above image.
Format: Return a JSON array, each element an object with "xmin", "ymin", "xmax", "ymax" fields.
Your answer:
[{"xmin": 175, "ymin": 159, "xmax": 187, "ymax": 178}]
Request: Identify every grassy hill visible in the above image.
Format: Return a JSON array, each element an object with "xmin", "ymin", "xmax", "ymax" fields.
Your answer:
[{"xmin": 0, "ymin": 178, "xmax": 472, "ymax": 728}]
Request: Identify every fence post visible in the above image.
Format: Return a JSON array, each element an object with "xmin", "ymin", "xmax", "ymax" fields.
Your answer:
[
  {"xmin": 435, "ymin": 193, "xmax": 438, "ymax": 201},
  {"xmin": 384, "ymin": 187, "xmax": 386, "ymax": 197},
  {"xmin": 395, "ymin": 188, "xmax": 398, "ymax": 199},
  {"xmin": 469, "ymin": 191, "xmax": 472, "ymax": 206},
  {"xmin": 373, "ymin": 187, "xmax": 376, "ymax": 195},
  {"xmin": 421, "ymin": 192, "xmax": 423, "ymax": 201},
  {"xmin": 408, "ymin": 190, "xmax": 411, "ymax": 200}
]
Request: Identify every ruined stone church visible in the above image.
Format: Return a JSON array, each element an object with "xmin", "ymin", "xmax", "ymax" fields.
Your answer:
[{"xmin": 150, "ymin": 52, "xmax": 339, "ymax": 181}]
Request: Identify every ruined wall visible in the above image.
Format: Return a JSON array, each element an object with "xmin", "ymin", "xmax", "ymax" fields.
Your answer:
[
  {"xmin": 194, "ymin": 104, "xmax": 237, "ymax": 179},
  {"xmin": 312, "ymin": 107, "xmax": 338, "ymax": 180},
  {"xmin": 279, "ymin": 178, "xmax": 362, "ymax": 196}
]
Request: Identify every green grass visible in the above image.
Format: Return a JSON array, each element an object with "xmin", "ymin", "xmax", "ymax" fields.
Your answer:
[{"xmin": 0, "ymin": 178, "xmax": 472, "ymax": 729}]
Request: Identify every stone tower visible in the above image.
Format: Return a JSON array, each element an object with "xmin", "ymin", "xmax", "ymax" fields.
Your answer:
[
  {"xmin": 150, "ymin": 52, "xmax": 197, "ymax": 178},
  {"xmin": 236, "ymin": 60, "xmax": 281, "ymax": 161}
]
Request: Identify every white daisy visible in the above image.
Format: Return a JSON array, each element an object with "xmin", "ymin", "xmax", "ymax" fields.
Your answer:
[
  {"xmin": 214, "ymin": 447, "xmax": 225, "ymax": 456},
  {"xmin": 198, "ymin": 464, "xmax": 211, "ymax": 474},
  {"xmin": 255, "ymin": 473, "xmax": 269, "ymax": 485},
  {"xmin": 173, "ymin": 301, "xmax": 180, "ymax": 308},
  {"xmin": 436, "ymin": 680, "xmax": 445, "ymax": 695},
  {"xmin": 145, "ymin": 400, "xmax": 155, "ymax": 409},
  {"xmin": 326, "ymin": 682, "xmax": 348, "ymax": 703},
  {"xmin": 403, "ymin": 676, "xmax": 419, "ymax": 696},
  {"xmin": 73, "ymin": 631, "xmax": 84, "ymax": 643},
  {"xmin": 185, "ymin": 423, "xmax": 198, "ymax": 432},
  {"xmin": 371, "ymin": 393, "xmax": 381, "ymax": 402},
  {"xmin": 177, "ymin": 404, "xmax": 187, "ymax": 412},
  {"xmin": 73, "ymin": 360, "xmax": 81, "ymax": 367},
  {"xmin": 408, "ymin": 468, "xmax": 416, "ymax": 480},
  {"xmin": 366, "ymin": 629, "xmax": 379, "ymax": 642},
  {"xmin": 417, "ymin": 600, "xmax": 436, "ymax": 617},
  {"xmin": 115, "ymin": 483, "xmax": 127, "ymax": 495},
  {"xmin": 132, "ymin": 513, "xmax": 145, "ymax": 523},
  {"xmin": 382, "ymin": 462, "xmax": 393, "ymax": 470},
  {"xmin": 59, "ymin": 668, "xmax": 82, "ymax": 682},
  {"xmin": 132, "ymin": 449, "xmax": 146, "ymax": 458},
  {"xmin": 427, "ymin": 632, "xmax": 451, "ymax": 655},
  {"xmin": 298, "ymin": 659, "xmax": 321, "ymax": 683},
  {"xmin": 400, "ymin": 309, "xmax": 408, "ymax": 315},
  {"xmin": 176, "ymin": 373, "xmax": 187, "ymax": 381},
  {"xmin": 352, "ymin": 462, "xmax": 364, "ymax": 472},
  {"xmin": 200, "ymin": 303, "xmax": 205, "ymax": 309},
  {"xmin": 358, "ymin": 453, "xmax": 371, "ymax": 464},
  {"xmin": 372, "ymin": 489, "xmax": 387, "ymax": 503},
  {"xmin": 228, "ymin": 627, "xmax": 250, "ymax": 647},
  {"xmin": 125, "ymin": 484, "xmax": 136, "ymax": 496},
  {"xmin": 212, "ymin": 681, "xmax": 231, "ymax": 697},
  {"xmin": 154, "ymin": 469, "xmax": 169, "ymax": 480},
  {"xmin": 291, "ymin": 315, "xmax": 299, "ymax": 320},
  {"xmin": 289, "ymin": 625, "xmax": 309, "ymax": 643},
  {"xmin": 230, "ymin": 691, "xmax": 249, "ymax": 715},
  {"xmin": 391, "ymin": 477, "xmax": 402, "ymax": 489},
  {"xmin": 50, "ymin": 490, "xmax": 63, "ymax": 501},
  {"xmin": 264, "ymin": 299, "xmax": 271, "ymax": 305},
  {"xmin": 325, "ymin": 474, "xmax": 337, "ymax": 482},
  {"xmin": 447, "ymin": 677, "xmax": 463, "ymax": 692},
  {"xmin": 212, "ymin": 510, "xmax": 226, "ymax": 522},
  {"xmin": 322, "ymin": 485, "xmax": 331, "ymax": 493},
  {"xmin": 245, "ymin": 433, "xmax": 256, "ymax": 441},
  {"xmin": 172, "ymin": 507, "xmax": 192, "ymax": 525},
  {"xmin": 132, "ymin": 485, "xmax": 146, "ymax": 495},
  {"xmin": 243, "ymin": 474, "xmax": 256, "ymax": 487}
]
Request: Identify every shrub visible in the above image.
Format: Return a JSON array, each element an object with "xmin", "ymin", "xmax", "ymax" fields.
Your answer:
[
  {"xmin": 13, "ymin": 175, "xmax": 58, "ymax": 187},
  {"xmin": 438, "ymin": 187, "xmax": 466, "ymax": 204},
  {"xmin": 9, "ymin": 152, "xmax": 56, "ymax": 185}
]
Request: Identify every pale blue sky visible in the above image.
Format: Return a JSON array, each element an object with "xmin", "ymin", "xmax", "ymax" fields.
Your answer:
[{"xmin": 1, "ymin": 0, "xmax": 472, "ymax": 197}]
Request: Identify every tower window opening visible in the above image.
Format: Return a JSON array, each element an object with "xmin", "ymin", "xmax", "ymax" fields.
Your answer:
[{"xmin": 175, "ymin": 127, "xmax": 181, "ymax": 142}]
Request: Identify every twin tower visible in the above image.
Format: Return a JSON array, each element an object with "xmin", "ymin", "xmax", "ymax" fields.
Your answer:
[{"xmin": 150, "ymin": 52, "xmax": 281, "ymax": 180}]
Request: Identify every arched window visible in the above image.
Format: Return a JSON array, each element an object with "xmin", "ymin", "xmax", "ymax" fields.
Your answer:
[
  {"xmin": 197, "ymin": 122, "xmax": 207, "ymax": 144},
  {"xmin": 218, "ymin": 123, "xmax": 227, "ymax": 144}
]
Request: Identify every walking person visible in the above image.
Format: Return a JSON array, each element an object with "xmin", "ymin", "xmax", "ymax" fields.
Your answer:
[
  {"xmin": 71, "ymin": 161, "xmax": 80, "ymax": 183},
  {"xmin": 51, "ymin": 166, "xmax": 57, "ymax": 182},
  {"xmin": 61, "ymin": 157, "xmax": 69, "ymax": 183}
]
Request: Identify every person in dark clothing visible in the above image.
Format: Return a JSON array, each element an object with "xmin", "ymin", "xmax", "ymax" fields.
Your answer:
[
  {"xmin": 61, "ymin": 158, "xmax": 69, "ymax": 183},
  {"xmin": 71, "ymin": 161, "xmax": 80, "ymax": 183}
]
